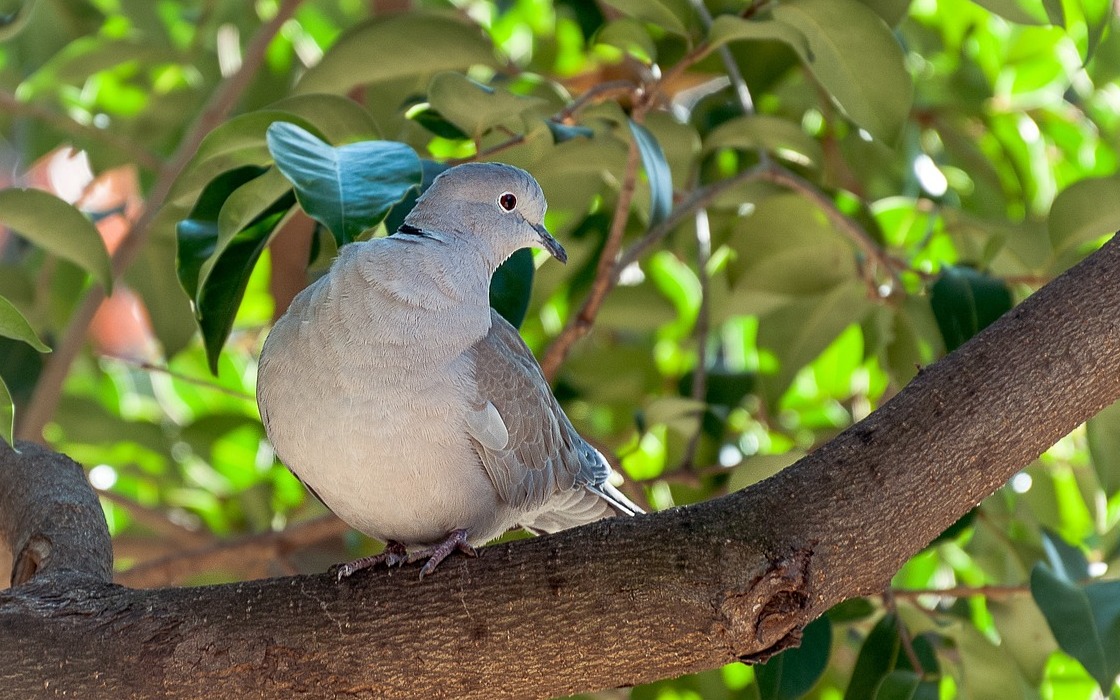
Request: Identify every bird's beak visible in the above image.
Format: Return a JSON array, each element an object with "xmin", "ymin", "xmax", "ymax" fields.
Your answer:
[{"xmin": 533, "ymin": 222, "xmax": 567, "ymax": 264}]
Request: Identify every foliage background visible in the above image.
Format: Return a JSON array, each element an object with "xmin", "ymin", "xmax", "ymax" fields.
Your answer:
[{"xmin": 1, "ymin": 0, "xmax": 1120, "ymax": 697}]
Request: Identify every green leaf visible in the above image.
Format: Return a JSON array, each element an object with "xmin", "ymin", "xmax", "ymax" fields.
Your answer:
[
  {"xmin": 489, "ymin": 249, "xmax": 534, "ymax": 329},
  {"xmin": 629, "ymin": 120, "xmax": 672, "ymax": 227},
  {"xmin": 845, "ymin": 614, "xmax": 902, "ymax": 700},
  {"xmin": 971, "ymin": 0, "xmax": 1047, "ymax": 24},
  {"xmin": 990, "ymin": 597, "xmax": 1059, "ymax": 685},
  {"xmin": 545, "ymin": 121, "xmax": 594, "ymax": 144},
  {"xmin": 17, "ymin": 36, "xmax": 180, "ymax": 97},
  {"xmin": 1048, "ymin": 175, "xmax": 1120, "ymax": 255},
  {"xmin": 873, "ymin": 670, "xmax": 938, "ymax": 700},
  {"xmin": 1040, "ymin": 528, "xmax": 1090, "ymax": 583},
  {"xmin": 929, "ymin": 265, "xmax": 1012, "ymax": 352},
  {"xmin": 0, "ymin": 189, "xmax": 112, "ymax": 293},
  {"xmin": 1086, "ymin": 398, "xmax": 1120, "ymax": 496},
  {"xmin": 0, "ymin": 375, "xmax": 11, "ymax": 447},
  {"xmin": 266, "ymin": 122, "xmax": 422, "ymax": 246},
  {"xmin": 1030, "ymin": 564, "xmax": 1120, "ymax": 692},
  {"xmin": 771, "ymin": 0, "xmax": 914, "ymax": 143},
  {"xmin": 0, "ymin": 295, "xmax": 48, "ymax": 352},
  {"xmin": 408, "ymin": 106, "xmax": 471, "ymax": 140},
  {"xmin": 0, "ymin": 0, "xmax": 35, "ymax": 40},
  {"xmin": 599, "ymin": 0, "xmax": 691, "ymax": 36},
  {"xmin": 427, "ymin": 72, "xmax": 545, "ymax": 140},
  {"xmin": 756, "ymin": 617, "xmax": 832, "ymax": 699},
  {"xmin": 706, "ymin": 14, "xmax": 811, "ymax": 57},
  {"xmin": 705, "ymin": 115, "xmax": 823, "ymax": 168},
  {"xmin": 594, "ymin": 17, "xmax": 657, "ymax": 62},
  {"xmin": 296, "ymin": 12, "xmax": 496, "ymax": 95}
]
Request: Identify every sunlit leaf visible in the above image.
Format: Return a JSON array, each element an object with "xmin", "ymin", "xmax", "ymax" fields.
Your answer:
[
  {"xmin": 1048, "ymin": 176, "xmax": 1120, "ymax": 255},
  {"xmin": 971, "ymin": 0, "xmax": 1047, "ymax": 24},
  {"xmin": 266, "ymin": 122, "xmax": 422, "ymax": 245},
  {"xmin": 0, "ymin": 189, "xmax": 112, "ymax": 293}
]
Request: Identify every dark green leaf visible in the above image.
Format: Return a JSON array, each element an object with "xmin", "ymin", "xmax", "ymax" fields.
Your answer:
[
  {"xmin": 929, "ymin": 265, "xmax": 1012, "ymax": 352},
  {"xmin": 0, "ymin": 295, "xmax": 49, "ymax": 352},
  {"xmin": 408, "ymin": 106, "xmax": 471, "ymax": 140},
  {"xmin": 1040, "ymin": 528, "xmax": 1090, "ymax": 583},
  {"xmin": 629, "ymin": 119, "xmax": 672, "ymax": 227},
  {"xmin": 827, "ymin": 597, "xmax": 877, "ymax": 624},
  {"xmin": 296, "ymin": 13, "xmax": 496, "ymax": 95},
  {"xmin": 873, "ymin": 670, "xmax": 938, "ymax": 700},
  {"xmin": 0, "ymin": 189, "xmax": 112, "ymax": 293},
  {"xmin": 489, "ymin": 249, "xmax": 534, "ymax": 329},
  {"xmin": 845, "ymin": 614, "xmax": 901, "ymax": 700},
  {"xmin": 756, "ymin": 616, "xmax": 832, "ymax": 699},
  {"xmin": 1030, "ymin": 564, "xmax": 1120, "ymax": 692},
  {"xmin": 266, "ymin": 122, "xmax": 422, "ymax": 245},
  {"xmin": 931, "ymin": 507, "xmax": 976, "ymax": 544}
]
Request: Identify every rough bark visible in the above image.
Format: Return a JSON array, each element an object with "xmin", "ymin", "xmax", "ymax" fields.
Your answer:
[{"xmin": 0, "ymin": 236, "xmax": 1118, "ymax": 699}]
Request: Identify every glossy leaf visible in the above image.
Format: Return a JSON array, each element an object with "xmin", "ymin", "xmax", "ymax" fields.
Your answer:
[
  {"xmin": 845, "ymin": 614, "xmax": 901, "ymax": 700},
  {"xmin": 929, "ymin": 265, "xmax": 1012, "ymax": 352},
  {"xmin": 0, "ymin": 189, "xmax": 112, "ymax": 293},
  {"xmin": 0, "ymin": 295, "xmax": 49, "ymax": 352},
  {"xmin": 266, "ymin": 122, "xmax": 422, "ymax": 245},
  {"xmin": 1030, "ymin": 564, "xmax": 1120, "ymax": 692},
  {"xmin": 1048, "ymin": 175, "xmax": 1120, "ymax": 255},
  {"xmin": 755, "ymin": 616, "xmax": 832, "ymax": 700},
  {"xmin": 629, "ymin": 120, "xmax": 672, "ymax": 227},
  {"xmin": 771, "ymin": 0, "xmax": 914, "ymax": 143},
  {"xmin": 295, "ymin": 13, "xmax": 496, "ymax": 95},
  {"xmin": 1040, "ymin": 528, "xmax": 1090, "ymax": 583}
]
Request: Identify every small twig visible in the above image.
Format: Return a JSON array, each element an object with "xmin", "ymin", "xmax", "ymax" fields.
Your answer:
[
  {"xmin": 103, "ymin": 355, "xmax": 256, "ymax": 401},
  {"xmin": 555, "ymin": 80, "xmax": 638, "ymax": 123},
  {"xmin": 448, "ymin": 131, "xmax": 526, "ymax": 166},
  {"xmin": 15, "ymin": 0, "xmax": 306, "ymax": 442},
  {"xmin": 687, "ymin": 0, "xmax": 758, "ymax": 120},
  {"xmin": 882, "ymin": 588, "xmax": 926, "ymax": 675},
  {"xmin": 540, "ymin": 120, "xmax": 644, "ymax": 381},
  {"xmin": 679, "ymin": 207, "xmax": 713, "ymax": 471},
  {"xmin": 0, "ymin": 91, "xmax": 163, "ymax": 171}
]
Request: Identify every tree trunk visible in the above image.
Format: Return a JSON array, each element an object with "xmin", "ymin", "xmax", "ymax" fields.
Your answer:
[{"xmin": 2, "ymin": 235, "xmax": 1119, "ymax": 700}]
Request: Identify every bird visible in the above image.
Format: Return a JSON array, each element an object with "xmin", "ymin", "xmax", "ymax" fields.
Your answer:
[{"xmin": 256, "ymin": 161, "xmax": 642, "ymax": 579}]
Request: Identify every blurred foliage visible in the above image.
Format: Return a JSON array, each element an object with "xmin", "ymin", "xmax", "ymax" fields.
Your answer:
[{"xmin": 2, "ymin": 0, "xmax": 1120, "ymax": 697}]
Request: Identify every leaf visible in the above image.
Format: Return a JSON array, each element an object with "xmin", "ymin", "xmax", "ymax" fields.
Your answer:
[
  {"xmin": 929, "ymin": 265, "xmax": 1012, "ymax": 352},
  {"xmin": 755, "ymin": 616, "xmax": 832, "ymax": 699},
  {"xmin": 873, "ymin": 670, "xmax": 938, "ymax": 700},
  {"xmin": 1086, "ymin": 398, "xmax": 1120, "ymax": 496},
  {"xmin": 489, "ymin": 249, "xmax": 534, "ymax": 329},
  {"xmin": 17, "ymin": 36, "xmax": 179, "ymax": 97},
  {"xmin": 990, "ymin": 597, "xmax": 1059, "ymax": 685},
  {"xmin": 545, "ymin": 121, "xmax": 594, "ymax": 144},
  {"xmin": 1040, "ymin": 528, "xmax": 1090, "ymax": 583},
  {"xmin": 845, "ymin": 614, "xmax": 902, "ymax": 700},
  {"xmin": 706, "ymin": 14, "xmax": 811, "ymax": 57},
  {"xmin": 0, "ymin": 295, "xmax": 48, "ymax": 352},
  {"xmin": 1048, "ymin": 175, "xmax": 1120, "ymax": 255},
  {"xmin": 599, "ymin": 0, "xmax": 691, "ymax": 36},
  {"xmin": 771, "ymin": 0, "xmax": 914, "ymax": 143},
  {"xmin": 705, "ymin": 115, "xmax": 823, "ymax": 168},
  {"xmin": 296, "ymin": 12, "xmax": 496, "ymax": 95},
  {"xmin": 408, "ymin": 106, "xmax": 471, "ymax": 140},
  {"xmin": 971, "ymin": 0, "xmax": 1047, "ymax": 24},
  {"xmin": 628, "ymin": 120, "xmax": 672, "ymax": 227},
  {"xmin": 594, "ymin": 17, "xmax": 657, "ymax": 62},
  {"xmin": 1030, "ymin": 564, "xmax": 1120, "ymax": 692},
  {"xmin": 266, "ymin": 122, "xmax": 422, "ymax": 246},
  {"xmin": 0, "ymin": 375, "xmax": 11, "ymax": 447},
  {"xmin": 427, "ymin": 72, "xmax": 545, "ymax": 140},
  {"xmin": 0, "ymin": 0, "xmax": 35, "ymax": 40},
  {"xmin": 0, "ymin": 189, "xmax": 112, "ymax": 293}
]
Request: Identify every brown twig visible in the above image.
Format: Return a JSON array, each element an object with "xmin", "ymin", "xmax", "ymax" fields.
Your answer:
[
  {"xmin": 116, "ymin": 513, "xmax": 349, "ymax": 588},
  {"xmin": 540, "ymin": 123, "xmax": 644, "ymax": 381},
  {"xmin": 103, "ymin": 355, "xmax": 256, "ymax": 401},
  {"xmin": 14, "ymin": 0, "xmax": 307, "ymax": 443},
  {"xmin": 0, "ymin": 91, "xmax": 163, "ymax": 171},
  {"xmin": 554, "ymin": 80, "xmax": 638, "ymax": 123},
  {"xmin": 882, "ymin": 588, "xmax": 926, "ymax": 675}
]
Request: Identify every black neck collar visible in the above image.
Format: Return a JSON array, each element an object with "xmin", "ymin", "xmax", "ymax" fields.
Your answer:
[{"xmin": 396, "ymin": 223, "xmax": 427, "ymax": 237}]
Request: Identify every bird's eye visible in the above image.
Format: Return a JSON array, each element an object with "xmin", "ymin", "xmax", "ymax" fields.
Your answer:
[{"xmin": 498, "ymin": 192, "xmax": 517, "ymax": 211}]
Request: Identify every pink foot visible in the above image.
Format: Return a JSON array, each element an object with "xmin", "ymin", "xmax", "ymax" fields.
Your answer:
[
  {"xmin": 335, "ymin": 540, "xmax": 407, "ymax": 581},
  {"xmin": 407, "ymin": 528, "xmax": 477, "ymax": 578}
]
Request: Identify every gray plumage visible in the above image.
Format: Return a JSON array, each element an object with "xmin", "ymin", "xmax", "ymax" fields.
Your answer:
[{"xmin": 256, "ymin": 162, "xmax": 641, "ymax": 578}]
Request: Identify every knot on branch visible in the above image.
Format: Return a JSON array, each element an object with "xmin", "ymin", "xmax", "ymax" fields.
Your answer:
[{"xmin": 715, "ymin": 546, "xmax": 813, "ymax": 664}]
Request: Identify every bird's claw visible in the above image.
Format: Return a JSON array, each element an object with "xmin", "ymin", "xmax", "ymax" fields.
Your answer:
[{"xmin": 334, "ymin": 541, "xmax": 408, "ymax": 581}]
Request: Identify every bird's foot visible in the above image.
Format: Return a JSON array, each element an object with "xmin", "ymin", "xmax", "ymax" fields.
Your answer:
[
  {"xmin": 334, "ymin": 541, "xmax": 408, "ymax": 581},
  {"xmin": 406, "ymin": 528, "xmax": 478, "ymax": 579}
]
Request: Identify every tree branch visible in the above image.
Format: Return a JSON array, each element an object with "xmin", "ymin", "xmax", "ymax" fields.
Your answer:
[
  {"xmin": 0, "ymin": 442, "xmax": 112, "ymax": 586},
  {"xmin": 0, "ymin": 236, "xmax": 1117, "ymax": 697},
  {"xmin": 14, "ymin": 0, "xmax": 306, "ymax": 443}
]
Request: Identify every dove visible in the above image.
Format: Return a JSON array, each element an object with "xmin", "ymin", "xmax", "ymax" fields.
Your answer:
[{"xmin": 256, "ymin": 162, "xmax": 642, "ymax": 579}]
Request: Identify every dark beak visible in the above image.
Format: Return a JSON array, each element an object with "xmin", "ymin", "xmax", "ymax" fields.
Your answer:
[{"xmin": 533, "ymin": 222, "xmax": 567, "ymax": 264}]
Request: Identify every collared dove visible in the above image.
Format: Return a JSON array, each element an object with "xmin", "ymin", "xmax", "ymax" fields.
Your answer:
[{"xmin": 257, "ymin": 162, "xmax": 642, "ymax": 579}]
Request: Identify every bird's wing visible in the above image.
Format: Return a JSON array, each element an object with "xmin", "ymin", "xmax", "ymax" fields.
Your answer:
[{"xmin": 465, "ymin": 310, "xmax": 612, "ymax": 513}]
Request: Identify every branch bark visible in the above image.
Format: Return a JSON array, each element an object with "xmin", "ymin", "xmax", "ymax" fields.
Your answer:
[{"xmin": 1, "ymin": 236, "xmax": 1118, "ymax": 699}]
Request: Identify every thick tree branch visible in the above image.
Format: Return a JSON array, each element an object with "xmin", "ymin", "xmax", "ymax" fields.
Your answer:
[
  {"xmin": 0, "ymin": 442, "xmax": 112, "ymax": 586},
  {"xmin": 0, "ymin": 236, "xmax": 1117, "ymax": 698}
]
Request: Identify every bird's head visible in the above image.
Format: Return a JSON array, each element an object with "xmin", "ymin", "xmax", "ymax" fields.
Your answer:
[{"xmin": 401, "ymin": 162, "xmax": 567, "ymax": 268}]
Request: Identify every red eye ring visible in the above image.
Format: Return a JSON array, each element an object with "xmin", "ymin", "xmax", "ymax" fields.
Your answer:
[{"xmin": 498, "ymin": 192, "xmax": 517, "ymax": 211}]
